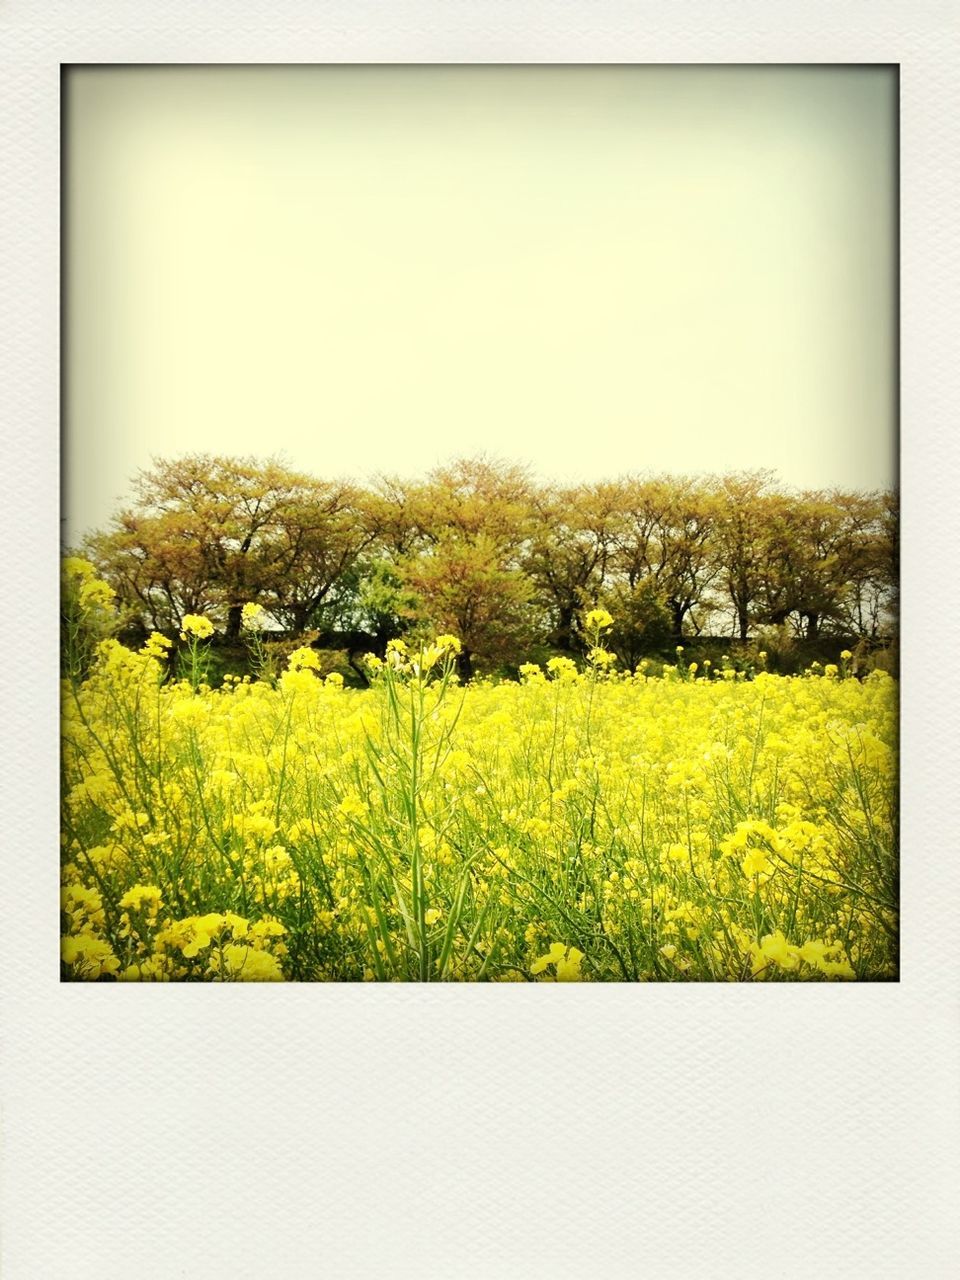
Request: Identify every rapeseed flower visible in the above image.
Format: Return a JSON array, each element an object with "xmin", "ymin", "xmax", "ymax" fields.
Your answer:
[
  {"xmin": 210, "ymin": 944, "xmax": 284, "ymax": 981},
  {"xmin": 61, "ymin": 934, "xmax": 120, "ymax": 980},
  {"xmin": 584, "ymin": 608, "xmax": 614, "ymax": 632},
  {"xmin": 140, "ymin": 632, "xmax": 172, "ymax": 660},
  {"xmin": 531, "ymin": 942, "xmax": 585, "ymax": 981},
  {"xmin": 287, "ymin": 646, "xmax": 321, "ymax": 673},
  {"xmin": 180, "ymin": 614, "xmax": 214, "ymax": 640},
  {"xmin": 61, "ymin": 621, "xmax": 898, "ymax": 982}
]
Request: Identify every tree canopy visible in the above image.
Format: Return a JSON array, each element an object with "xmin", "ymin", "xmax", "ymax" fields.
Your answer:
[{"xmin": 80, "ymin": 454, "xmax": 897, "ymax": 672}]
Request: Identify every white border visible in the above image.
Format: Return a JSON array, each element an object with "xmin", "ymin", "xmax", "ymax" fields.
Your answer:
[{"xmin": 2, "ymin": 4, "xmax": 959, "ymax": 1277}]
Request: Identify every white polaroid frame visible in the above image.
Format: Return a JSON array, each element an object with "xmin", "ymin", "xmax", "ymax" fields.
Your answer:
[{"xmin": 2, "ymin": 4, "xmax": 958, "ymax": 1277}]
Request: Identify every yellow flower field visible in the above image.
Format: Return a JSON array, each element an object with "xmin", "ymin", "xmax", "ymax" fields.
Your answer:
[{"xmin": 61, "ymin": 616, "xmax": 898, "ymax": 982}]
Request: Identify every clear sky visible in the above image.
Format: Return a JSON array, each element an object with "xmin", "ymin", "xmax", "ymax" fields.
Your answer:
[{"xmin": 63, "ymin": 65, "xmax": 896, "ymax": 545}]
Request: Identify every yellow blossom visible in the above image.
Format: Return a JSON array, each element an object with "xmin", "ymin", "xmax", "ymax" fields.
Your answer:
[
  {"xmin": 741, "ymin": 848, "xmax": 774, "ymax": 879},
  {"xmin": 61, "ymin": 934, "xmax": 120, "ymax": 980},
  {"xmin": 61, "ymin": 616, "xmax": 898, "ymax": 983},
  {"xmin": 210, "ymin": 944, "xmax": 284, "ymax": 981},
  {"xmin": 287, "ymin": 646, "xmax": 321, "ymax": 672},
  {"xmin": 140, "ymin": 632, "xmax": 172, "ymax": 659},
  {"xmin": 584, "ymin": 608, "xmax": 614, "ymax": 632},
  {"xmin": 531, "ymin": 942, "xmax": 585, "ymax": 981},
  {"xmin": 180, "ymin": 614, "xmax": 214, "ymax": 640}
]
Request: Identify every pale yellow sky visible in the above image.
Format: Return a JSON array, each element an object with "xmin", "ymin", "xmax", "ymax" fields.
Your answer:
[{"xmin": 63, "ymin": 66, "xmax": 896, "ymax": 544}]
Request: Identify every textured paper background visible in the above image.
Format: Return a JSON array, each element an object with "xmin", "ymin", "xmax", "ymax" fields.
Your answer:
[{"xmin": 2, "ymin": 3, "xmax": 958, "ymax": 1277}]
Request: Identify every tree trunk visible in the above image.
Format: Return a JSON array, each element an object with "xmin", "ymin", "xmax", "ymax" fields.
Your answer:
[
  {"xmin": 457, "ymin": 647, "xmax": 474, "ymax": 683},
  {"xmin": 738, "ymin": 607, "xmax": 749, "ymax": 642},
  {"xmin": 670, "ymin": 601, "xmax": 686, "ymax": 641},
  {"xmin": 804, "ymin": 611, "xmax": 820, "ymax": 641},
  {"xmin": 556, "ymin": 602, "xmax": 576, "ymax": 653},
  {"xmin": 291, "ymin": 604, "xmax": 312, "ymax": 637},
  {"xmin": 225, "ymin": 603, "xmax": 243, "ymax": 643}
]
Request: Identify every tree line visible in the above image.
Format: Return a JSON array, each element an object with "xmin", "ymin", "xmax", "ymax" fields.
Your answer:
[{"xmin": 79, "ymin": 454, "xmax": 897, "ymax": 678}]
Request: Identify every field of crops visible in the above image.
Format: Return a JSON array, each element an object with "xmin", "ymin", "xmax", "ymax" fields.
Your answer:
[{"xmin": 61, "ymin": 614, "xmax": 898, "ymax": 982}]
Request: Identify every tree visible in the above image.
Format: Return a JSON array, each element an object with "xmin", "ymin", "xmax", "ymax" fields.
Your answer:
[
  {"xmin": 402, "ymin": 534, "xmax": 537, "ymax": 680},
  {"xmin": 81, "ymin": 452, "xmax": 898, "ymax": 667},
  {"xmin": 87, "ymin": 508, "xmax": 223, "ymax": 635},
  {"xmin": 381, "ymin": 457, "xmax": 539, "ymax": 675},
  {"xmin": 828, "ymin": 490, "xmax": 896, "ymax": 639},
  {"xmin": 710, "ymin": 470, "xmax": 780, "ymax": 641},
  {"xmin": 87, "ymin": 455, "xmax": 373, "ymax": 639},
  {"xmin": 524, "ymin": 481, "xmax": 623, "ymax": 652},
  {"xmin": 755, "ymin": 490, "xmax": 890, "ymax": 640},
  {"xmin": 348, "ymin": 556, "xmax": 421, "ymax": 650},
  {"xmin": 613, "ymin": 476, "xmax": 718, "ymax": 639},
  {"xmin": 253, "ymin": 481, "xmax": 377, "ymax": 634},
  {"xmin": 413, "ymin": 455, "xmax": 534, "ymax": 551},
  {"xmin": 599, "ymin": 577, "xmax": 673, "ymax": 669}
]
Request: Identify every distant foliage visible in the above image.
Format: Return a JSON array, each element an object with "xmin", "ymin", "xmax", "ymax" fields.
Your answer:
[{"xmin": 76, "ymin": 455, "xmax": 897, "ymax": 674}]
